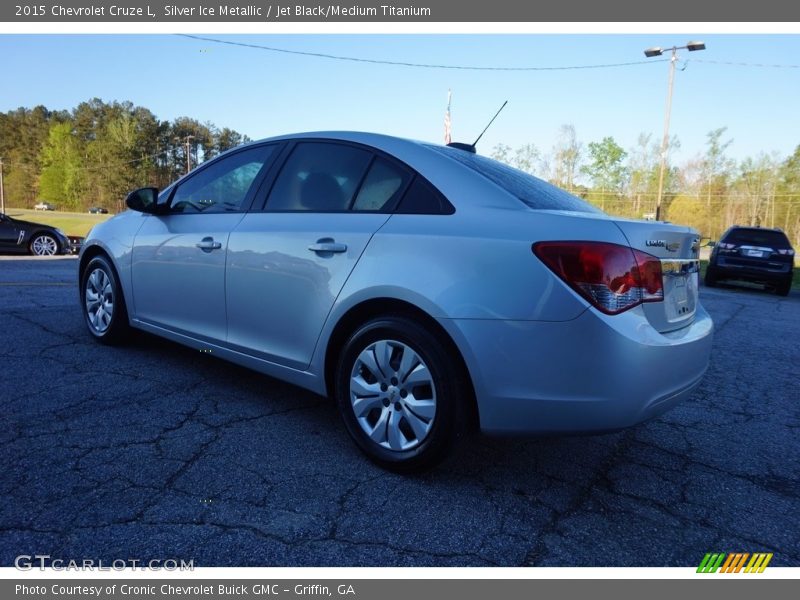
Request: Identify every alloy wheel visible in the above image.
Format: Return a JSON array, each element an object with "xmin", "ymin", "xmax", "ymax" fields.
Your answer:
[{"xmin": 31, "ymin": 235, "xmax": 58, "ymax": 256}]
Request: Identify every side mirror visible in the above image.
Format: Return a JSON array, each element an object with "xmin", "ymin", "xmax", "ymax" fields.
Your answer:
[{"xmin": 125, "ymin": 187, "xmax": 159, "ymax": 213}]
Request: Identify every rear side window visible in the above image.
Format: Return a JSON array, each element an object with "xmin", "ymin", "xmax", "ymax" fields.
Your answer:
[
  {"xmin": 396, "ymin": 176, "xmax": 454, "ymax": 215},
  {"xmin": 353, "ymin": 157, "xmax": 411, "ymax": 212},
  {"xmin": 427, "ymin": 145, "xmax": 602, "ymax": 214},
  {"xmin": 266, "ymin": 142, "xmax": 372, "ymax": 211},
  {"xmin": 722, "ymin": 229, "xmax": 792, "ymax": 249}
]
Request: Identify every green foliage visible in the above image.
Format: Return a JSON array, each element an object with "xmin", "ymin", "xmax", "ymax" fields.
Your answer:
[
  {"xmin": 479, "ymin": 128, "xmax": 800, "ymax": 252},
  {"xmin": 39, "ymin": 121, "xmax": 86, "ymax": 210},
  {"xmin": 0, "ymin": 99, "xmax": 248, "ymax": 212},
  {"xmin": 581, "ymin": 136, "xmax": 628, "ymax": 192},
  {"xmin": 667, "ymin": 194, "xmax": 712, "ymax": 235}
]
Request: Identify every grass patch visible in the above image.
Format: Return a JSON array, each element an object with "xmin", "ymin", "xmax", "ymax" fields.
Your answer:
[
  {"xmin": 700, "ymin": 259, "xmax": 800, "ymax": 290},
  {"xmin": 4, "ymin": 207, "xmax": 113, "ymax": 237}
]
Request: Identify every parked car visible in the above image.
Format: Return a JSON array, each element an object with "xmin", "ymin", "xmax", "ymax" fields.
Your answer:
[
  {"xmin": 705, "ymin": 226, "xmax": 795, "ymax": 296},
  {"xmin": 88, "ymin": 207, "xmax": 109, "ymax": 214},
  {"xmin": 0, "ymin": 212, "xmax": 74, "ymax": 255},
  {"xmin": 67, "ymin": 235, "xmax": 85, "ymax": 255},
  {"xmin": 34, "ymin": 201, "xmax": 55, "ymax": 211},
  {"xmin": 79, "ymin": 132, "xmax": 714, "ymax": 471}
]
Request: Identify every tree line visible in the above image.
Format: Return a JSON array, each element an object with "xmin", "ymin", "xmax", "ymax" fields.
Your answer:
[
  {"xmin": 0, "ymin": 99, "xmax": 249, "ymax": 213},
  {"xmin": 492, "ymin": 125, "xmax": 800, "ymax": 248},
  {"xmin": 2, "ymin": 101, "xmax": 798, "ymax": 249}
]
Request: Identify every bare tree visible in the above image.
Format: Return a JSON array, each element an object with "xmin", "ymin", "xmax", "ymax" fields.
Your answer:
[{"xmin": 551, "ymin": 124, "xmax": 582, "ymax": 190}]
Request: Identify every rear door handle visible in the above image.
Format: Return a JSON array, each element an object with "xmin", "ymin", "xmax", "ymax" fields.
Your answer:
[
  {"xmin": 196, "ymin": 237, "xmax": 222, "ymax": 252},
  {"xmin": 308, "ymin": 241, "xmax": 347, "ymax": 254}
]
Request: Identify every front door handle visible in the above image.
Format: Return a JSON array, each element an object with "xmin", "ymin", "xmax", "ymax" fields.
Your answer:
[
  {"xmin": 196, "ymin": 237, "xmax": 222, "ymax": 252},
  {"xmin": 308, "ymin": 241, "xmax": 347, "ymax": 254}
]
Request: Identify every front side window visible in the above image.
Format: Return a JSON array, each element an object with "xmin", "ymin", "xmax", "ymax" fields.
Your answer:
[
  {"xmin": 266, "ymin": 142, "xmax": 372, "ymax": 212},
  {"xmin": 168, "ymin": 145, "xmax": 276, "ymax": 214}
]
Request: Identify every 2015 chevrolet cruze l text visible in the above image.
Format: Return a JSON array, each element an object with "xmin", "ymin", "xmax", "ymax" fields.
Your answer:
[{"xmin": 79, "ymin": 132, "xmax": 714, "ymax": 471}]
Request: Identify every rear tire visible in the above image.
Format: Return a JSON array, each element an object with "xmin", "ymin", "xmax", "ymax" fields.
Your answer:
[
  {"xmin": 80, "ymin": 255, "xmax": 130, "ymax": 345},
  {"xmin": 335, "ymin": 315, "xmax": 468, "ymax": 472},
  {"xmin": 776, "ymin": 280, "xmax": 792, "ymax": 297}
]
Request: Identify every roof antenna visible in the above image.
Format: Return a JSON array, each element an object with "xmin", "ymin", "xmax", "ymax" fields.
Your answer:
[
  {"xmin": 447, "ymin": 100, "xmax": 508, "ymax": 154},
  {"xmin": 473, "ymin": 100, "xmax": 508, "ymax": 147}
]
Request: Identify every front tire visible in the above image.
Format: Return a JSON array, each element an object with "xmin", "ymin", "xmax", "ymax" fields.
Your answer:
[
  {"xmin": 80, "ymin": 255, "xmax": 130, "ymax": 345},
  {"xmin": 335, "ymin": 316, "xmax": 468, "ymax": 472},
  {"xmin": 29, "ymin": 233, "xmax": 59, "ymax": 256}
]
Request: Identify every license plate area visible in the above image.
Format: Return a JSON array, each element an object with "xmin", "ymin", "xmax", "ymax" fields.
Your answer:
[{"xmin": 661, "ymin": 260, "xmax": 698, "ymax": 323}]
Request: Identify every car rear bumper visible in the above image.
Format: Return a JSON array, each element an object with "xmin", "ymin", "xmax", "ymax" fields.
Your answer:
[
  {"xmin": 441, "ymin": 304, "xmax": 714, "ymax": 435},
  {"xmin": 710, "ymin": 262, "xmax": 792, "ymax": 284},
  {"xmin": 710, "ymin": 254, "xmax": 793, "ymax": 282}
]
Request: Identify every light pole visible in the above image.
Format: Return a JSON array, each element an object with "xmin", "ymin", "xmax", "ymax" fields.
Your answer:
[{"xmin": 644, "ymin": 41, "xmax": 706, "ymax": 221}]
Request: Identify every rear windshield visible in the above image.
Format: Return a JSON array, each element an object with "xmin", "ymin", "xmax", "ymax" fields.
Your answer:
[
  {"xmin": 427, "ymin": 145, "xmax": 602, "ymax": 214},
  {"xmin": 722, "ymin": 228, "xmax": 792, "ymax": 249}
]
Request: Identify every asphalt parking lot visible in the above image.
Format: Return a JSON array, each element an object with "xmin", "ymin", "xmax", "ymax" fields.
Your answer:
[{"xmin": 1, "ymin": 256, "xmax": 798, "ymax": 567}]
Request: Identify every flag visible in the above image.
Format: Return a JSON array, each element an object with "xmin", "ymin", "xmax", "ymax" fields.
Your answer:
[{"xmin": 444, "ymin": 89, "xmax": 452, "ymax": 145}]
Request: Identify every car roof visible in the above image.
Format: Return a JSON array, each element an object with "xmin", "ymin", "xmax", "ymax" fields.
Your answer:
[
  {"xmin": 236, "ymin": 131, "xmax": 522, "ymax": 212},
  {"xmin": 727, "ymin": 225, "xmax": 784, "ymax": 231},
  {"xmin": 254, "ymin": 130, "xmax": 426, "ymax": 149}
]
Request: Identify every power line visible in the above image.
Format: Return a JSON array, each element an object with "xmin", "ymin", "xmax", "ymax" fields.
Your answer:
[
  {"xmin": 691, "ymin": 58, "xmax": 800, "ymax": 69},
  {"xmin": 177, "ymin": 34, "xmax": 668, "ymax": 72}
]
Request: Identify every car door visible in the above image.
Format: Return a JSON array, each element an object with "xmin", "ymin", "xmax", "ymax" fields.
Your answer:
[
  {"xmin": 131, "ymin": 143, "xmax": 279, "ymax": 342},
  {"xmin": 226, "ymin": 141, "xmax": 412, "ymax": 369},
  {"xmin": 0, "ymin": 214, "xmax": 21, "ymax": 250}
]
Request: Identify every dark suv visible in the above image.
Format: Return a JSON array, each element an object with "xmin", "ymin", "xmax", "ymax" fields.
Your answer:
[{"xmin": 705, "ymin": 226, "xmax": 795, "ymax": 296}]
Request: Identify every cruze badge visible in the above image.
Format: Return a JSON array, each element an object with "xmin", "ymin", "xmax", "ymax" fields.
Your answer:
[{"xmin": 646, "ymin": 239, "xmax": 679, "ymax": 252}]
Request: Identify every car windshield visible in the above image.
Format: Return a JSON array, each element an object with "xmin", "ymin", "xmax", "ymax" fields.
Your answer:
[
  {"xmin": 723, "ymin": 229, "xmax": 792, "ymax": 249},
  {"xmin": 427, "ymin": 145, "xmax": 602, "ymax": 214}
]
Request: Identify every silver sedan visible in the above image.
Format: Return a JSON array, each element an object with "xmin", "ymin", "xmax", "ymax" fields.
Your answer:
[{"xmin": 78, "ymin": 132, "xmax": 713, "ymax": 471}]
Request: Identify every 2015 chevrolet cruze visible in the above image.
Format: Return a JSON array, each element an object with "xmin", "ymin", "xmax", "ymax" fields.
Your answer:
[{"xmin": 79, "ymin": 132, "xmax": 713, "ymax": 471}]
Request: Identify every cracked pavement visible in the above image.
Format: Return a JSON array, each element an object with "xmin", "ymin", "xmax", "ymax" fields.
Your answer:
[{"xmin": 1, "ymin": 256, "xmax": 798, "ymax": 567}]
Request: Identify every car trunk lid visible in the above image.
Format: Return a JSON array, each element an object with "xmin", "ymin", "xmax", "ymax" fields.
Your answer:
[{"xmin": 612, "ymin": 218, "xmax": 700, "ymax": 332}]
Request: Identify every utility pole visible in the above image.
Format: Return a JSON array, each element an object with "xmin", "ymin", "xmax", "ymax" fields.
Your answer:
[
  {"xmin": 185, "ymin": 135, "xmax": 194, "ymax": 174},
  {"xmin": 176, "ymin": 135, "xmax": 195, "ymax": 175},
  {"xmin": 643, "ymin": 41, "xmax": 706, "ymax": 221},
  {"xmin": 0, "ymin": 157, "xmax": 5, "ymax": 215},
  {"xmin": 654, "ymin": 48, "xmax": 677, "ymax": 222}
]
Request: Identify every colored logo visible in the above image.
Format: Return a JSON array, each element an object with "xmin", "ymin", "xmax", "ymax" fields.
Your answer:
[{"xmin": 697, "ymin": 552, "xmax": 773, "ymax": 573}]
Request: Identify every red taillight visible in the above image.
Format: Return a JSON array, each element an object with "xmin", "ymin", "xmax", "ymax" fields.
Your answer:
[
  {"xmin": 532, "ymin": 241, "xmax": 664, "ymax": 315},
  {"xmin": 777, "ymin": 249, "xmax": 795, "ymax": 256}
]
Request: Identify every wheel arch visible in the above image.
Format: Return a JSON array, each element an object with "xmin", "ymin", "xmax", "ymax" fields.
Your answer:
[
  {"xmin": 79, "ymin": 244, "xmax": 113, "ymax": 278},
  {"xmin": 79, "ymin": 244, "xmax": 131, "ymax": 319},
  {"xmin": 322, "ymin": 297, "xmax": 479, "ymax": 430}
]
